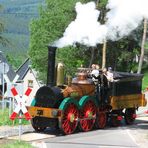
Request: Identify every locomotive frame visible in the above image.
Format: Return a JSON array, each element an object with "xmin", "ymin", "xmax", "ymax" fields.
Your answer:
[{"xmin": 27, "ymin": 46, "xmax": 147, "ymax": 134}]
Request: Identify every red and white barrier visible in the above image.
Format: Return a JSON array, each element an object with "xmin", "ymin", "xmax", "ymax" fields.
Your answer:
[{"xmin": 10, "ymin": 87, "xmax": 32, "ymax": 120}]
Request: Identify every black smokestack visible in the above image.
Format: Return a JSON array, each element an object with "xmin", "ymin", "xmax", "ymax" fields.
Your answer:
[{"xmin": 47, "ymin": 46, "xmax": 57, "ymax": 86}]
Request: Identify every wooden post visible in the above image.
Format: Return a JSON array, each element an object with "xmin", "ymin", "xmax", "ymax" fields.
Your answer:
[
  {"xmin": 137, "ymin": 18, "xmax": 147, "ymax": 74},
  {"xmin": 102, "ymin": 40, "xmax": 107, "ymax": 69}
]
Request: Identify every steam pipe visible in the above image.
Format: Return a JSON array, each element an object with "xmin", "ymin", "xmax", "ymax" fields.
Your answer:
[{"xmin": 47, "ymin": 46, "xmax": 57, "ymax": 86}]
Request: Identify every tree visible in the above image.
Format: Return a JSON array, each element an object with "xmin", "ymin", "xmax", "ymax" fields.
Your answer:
[
  {"xmin": 137, "ymin": 18, "xmax": 147, "ymax": 74},
  {"xmin": 29, "ymin": 0, "xmax": 144, "ymax": 83},
  {"xmin": 0, "ymin": 5, "xmax": 9, "ymax": 46},
  {"xmin": 29, "ymin": 0, "xmax": 90, "ymax": 82}
]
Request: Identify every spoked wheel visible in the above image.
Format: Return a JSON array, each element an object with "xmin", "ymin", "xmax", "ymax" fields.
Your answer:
[
  {"xmin": 79, "ymin": 99, "xmax": 97, "ymax": 132},
  {"xmin": 31, "ymin": 117, "xmax": 46, "ymax": 132},
  {"xmin": 110, "ymin": 115, "xmax": 120, "ymax": 127},
  {"xmin": 60, "ymin": 103, "xmax": 79, "ymax": 135},
  {"xmin": 110, "ymin": 110, "xmax": 122, "ymax": 127},
  {"xmin": 96, "ymin": 111, "xmax": 107, "ymax": 129},
  {"xmin": 124, "ymin": 108, "xmax": 136, "ymax": 125}
]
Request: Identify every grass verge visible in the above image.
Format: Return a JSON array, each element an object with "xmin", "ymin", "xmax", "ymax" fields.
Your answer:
[
  {"xmin": 0, "ymin": 109, "xmax": 30, "ymax": 126},
  {"xmin": 1, "ymin": 140, "xmax": 33, "ymax": 148}
]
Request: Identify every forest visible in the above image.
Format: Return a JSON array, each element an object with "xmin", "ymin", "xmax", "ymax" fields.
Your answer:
[
  {"xmin": 0, "ymin": 0, "xmax": 148, "ymax": 88},
  {"xmin": 0, "ymin": 0, "xmax": 44, "ymax": 69}
]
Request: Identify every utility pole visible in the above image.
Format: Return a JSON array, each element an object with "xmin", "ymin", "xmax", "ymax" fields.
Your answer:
[
  {"xmin": 102, "ymin": 40, "xmax": 107, "ymax": 69},
  {"xmin": 137, "ymin": 18, "xmax": 147, "ymax": 74},
  {"xmin": 96, "ymin": 0, "xmax": 107, "ymax": 69}
]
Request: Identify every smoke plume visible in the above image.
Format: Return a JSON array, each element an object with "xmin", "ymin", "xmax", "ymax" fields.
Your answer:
[{"xmin": 54, "ymin": 0, "xmax": 148, "ymax": 48}]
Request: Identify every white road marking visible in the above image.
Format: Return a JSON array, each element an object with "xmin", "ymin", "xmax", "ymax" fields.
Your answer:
[{"xmin": 126, "ymin": 129, "xmax": 139, "ymax": 147}]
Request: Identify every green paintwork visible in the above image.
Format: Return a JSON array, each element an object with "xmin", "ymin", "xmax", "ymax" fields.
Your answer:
[
  {"xmin": 31, "ymin": 98, "xmax": 36, "ymax": 106},
  {"xmin": 79, "ymin": 95, "xmax": 98, "ymax": 107},
  {"xmin": 70, "ymin": 92, "xmax": 79, "ymax": 98},
  {"xmin": 69, "ymin": 114, "xmax": 75, "ymax": 123},
  {"xmin": 59, "ymin": 97, "xmax": 79, "ymax": 110},
  {"xmin": 87, "ymin": 111, "xmax": 93, "ymax": 118}
]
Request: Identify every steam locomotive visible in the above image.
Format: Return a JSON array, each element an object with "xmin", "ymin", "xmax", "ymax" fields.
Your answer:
[{"xmin": 27, "ymin": 46, "xmax": 147, "ymax": 135}]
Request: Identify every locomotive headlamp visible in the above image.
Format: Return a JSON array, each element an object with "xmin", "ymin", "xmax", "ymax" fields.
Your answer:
[
  {"xmin": 51, "ymin": 110, "xmax": 58, "ymax": 117},
  {"xmin": 51, "ymin": 110, "xmax": 62, "ymax": 117}
]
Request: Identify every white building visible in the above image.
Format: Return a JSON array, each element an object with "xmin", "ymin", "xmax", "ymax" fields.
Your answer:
[
  {"xmin": 16, "ymin": 58, "xmax": 40, "ymax": 106},
  {"xmin": 0, "ymin": 52, "xmax": 40, "ymax": 106}
]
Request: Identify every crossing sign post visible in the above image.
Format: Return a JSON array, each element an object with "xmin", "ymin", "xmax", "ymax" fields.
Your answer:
[
  {"xmin": 10, "ymin": 87, "xmax": 32, "ymax": 120},
  {"xmin": 10, "ymin": 86, "xmax": 32, "ymax": 142}
]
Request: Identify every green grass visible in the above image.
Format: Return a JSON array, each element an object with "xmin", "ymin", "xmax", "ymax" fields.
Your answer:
[
  {"xmin": 142, "ymin": 70, "xmax": 148, "ymax": 90},
  {"xmin": 1, "ymin": 140, "xmax": 33, "ymax": 148},
  {"xmin": 0, "ymin": 109, "xmax": 30, "ymax": 126}
]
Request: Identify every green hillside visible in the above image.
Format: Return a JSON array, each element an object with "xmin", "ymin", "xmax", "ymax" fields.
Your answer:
[{"xmin": 0, "ymin": 0, "xmax": 45, "ymax": 69}]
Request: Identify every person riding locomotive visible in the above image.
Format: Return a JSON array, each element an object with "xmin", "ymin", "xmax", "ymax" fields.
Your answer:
[{"xmin": 90, "ymin": 64, "xmax": 112, "ymax": 104}]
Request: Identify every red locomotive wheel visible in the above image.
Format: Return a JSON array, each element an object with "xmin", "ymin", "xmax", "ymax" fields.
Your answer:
[
  {"xmin": 60, "ymin": 103, "xmax": 79, "ymax": 135},
  {"xmin": 110, "ymin": 115, "xmax": 120, "ymax": 127},
  {"xmin": 124, "ymin": 108, "xmax": 136, "ymax": 125},
  {"xmin": 96, "ymin": 111, "xmax": 107, "ymax": 129},
  {"xmin": 79, "ymin": 100, "xmax": 97, "ymax": 132}
]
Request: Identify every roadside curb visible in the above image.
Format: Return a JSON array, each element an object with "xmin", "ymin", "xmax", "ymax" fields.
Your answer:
[{"xmin": 32, "ymin": 141, "xmax": 47, "ymax": 148}]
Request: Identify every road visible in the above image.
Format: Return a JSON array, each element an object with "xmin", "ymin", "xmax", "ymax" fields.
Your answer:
[
  {"xmin": 5, "ymin": 116, "xmax": 148, "ymax": 148},
  {"xmin": 27, "ymin": 118, "xmax": 147, "ymax": 148},
  {"xmin": 5, "ymin": 118, "xmax": 147, "ymax": 148}
]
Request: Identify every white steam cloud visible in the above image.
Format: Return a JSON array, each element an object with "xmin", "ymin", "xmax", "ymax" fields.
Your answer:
[
  {"xmin": 54, "ymin": 0, "xmax": 148, "ymax": 48},
  {"xmin": 106, "ymin": 0, "xmax": 148, "ymax": 40}
]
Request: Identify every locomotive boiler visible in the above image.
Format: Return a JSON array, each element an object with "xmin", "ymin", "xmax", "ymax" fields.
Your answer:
[{"xmin": 27, "ymin": 46, "xmax": 147, "ymax": 135}]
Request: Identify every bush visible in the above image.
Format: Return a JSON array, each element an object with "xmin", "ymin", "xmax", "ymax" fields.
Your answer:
[{"xmin": 142, "ymin": 70, "xmax": 148, "ymax": 90}]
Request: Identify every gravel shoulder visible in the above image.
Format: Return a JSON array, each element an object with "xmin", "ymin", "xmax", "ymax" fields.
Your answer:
[{"xmin": 0, "ymin": 125, "xmax": 34, "ymax": 138}]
